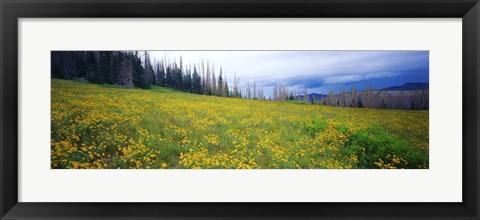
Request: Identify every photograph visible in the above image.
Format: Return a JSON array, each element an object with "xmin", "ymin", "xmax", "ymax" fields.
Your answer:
[{"xmin": 50, "ymin": 50, "xmax": 429, "ymax": 169}]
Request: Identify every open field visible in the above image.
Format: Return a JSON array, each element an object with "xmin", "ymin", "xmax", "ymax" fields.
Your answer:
[{"xmin": 51, "ymin": 79, "xmax": 429, "ymax": 169}]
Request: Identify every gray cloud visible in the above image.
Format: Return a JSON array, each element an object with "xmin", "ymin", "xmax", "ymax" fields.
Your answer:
[{"xmin": 149, "ymin": 50, "xmax": 429, "ymax": 90}]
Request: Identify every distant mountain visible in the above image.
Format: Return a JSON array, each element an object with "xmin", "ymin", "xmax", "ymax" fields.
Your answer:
[
  {"xmin": 381, "ymin": 82, "xmax": 429, "ymax": 91},
  {"xmin": 309, "ymin": 93, "xmax": 327, "ymax": 100},
  {"xmin": 293, "ymin": 83, "xmax": 428, "ymax": 102},
  {"xmin": 296, "ymin": 93, "xmax": 327, "ymax": 103}
]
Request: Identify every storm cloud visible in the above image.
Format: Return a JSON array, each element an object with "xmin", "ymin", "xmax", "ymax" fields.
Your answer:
[{"xmin": 150, "ymin": 50, "xmax": 429, "ymax": 94}]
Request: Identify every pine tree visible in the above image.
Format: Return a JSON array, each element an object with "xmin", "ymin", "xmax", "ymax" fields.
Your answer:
[
  {"xmin": 201, "ymin": 59, "xmax": 206, "ymax": 94},
  {"xmin": 191, "ymin": 64, "xmax": 202, "ymax": 94},
  {"xmin": 156, "ymin": 59, "xmax": 166, "ymax": 86},
  {"xmin": 211, "ymin": 64, "xmax": 217, "ymax": 96},
  {"xmin": 224, "ymin": 75, "xmax": 229, "ymax": 97},
  {"xmin": 165, "ymin": 62, "xmax": 173, "ymax": 88},
  {"xmin": 177, "ymin": 56, "xmax": 184, "ymax": 90},
  {"xmin": 143, "ymin": 51, "xmax": 154, "ymax": 89},
  {"xmin": 218, "ymin": 67, "xmax": 224, "ymax": 97},
  {"xmin": 206, "ymin": 61, "xmax": 211, "ymax": 95},
  {"xmin": 184, "ymin": 64, "xmax": 192, "ymax": 92},
  {"xmin": 132, "ymin": 51, "xmax": 147, "ymax": 89}
]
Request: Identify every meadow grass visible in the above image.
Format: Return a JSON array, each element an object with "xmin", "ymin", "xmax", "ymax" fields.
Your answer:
[{"xmin": 51, "ymin": 79, "xmax": 429, "ymax": 169}]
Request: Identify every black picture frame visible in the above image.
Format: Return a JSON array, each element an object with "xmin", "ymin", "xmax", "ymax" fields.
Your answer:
[{"xmin": 1, "ymin": 0, "xmax": 479, "ymax": 219}]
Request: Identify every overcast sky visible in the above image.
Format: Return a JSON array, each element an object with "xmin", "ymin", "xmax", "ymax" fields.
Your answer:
[{"xmin": 149, "ymin": 51, "xmax": 429, "ymax": 95}]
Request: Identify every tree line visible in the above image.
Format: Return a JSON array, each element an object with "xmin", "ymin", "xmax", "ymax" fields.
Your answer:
[
  {"xmin": 52, "ymin": 51, "xmax": 234, "ymax": 97},
  {"xmin": 304, "ymin": 87, "xmax": 428, "ymax": 110},
  {"xmin": 257, "ymin": 84, "xmax": 428, "ymax": 110},
  {"xmin": 51, "ymin": 51, "xmax": 428, "ymax": 110}
]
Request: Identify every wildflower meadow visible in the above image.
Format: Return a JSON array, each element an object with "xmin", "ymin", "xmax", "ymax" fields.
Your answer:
[{"xmin": 51, "ymin": 79, "xmax": 428, "ymax": 169}]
